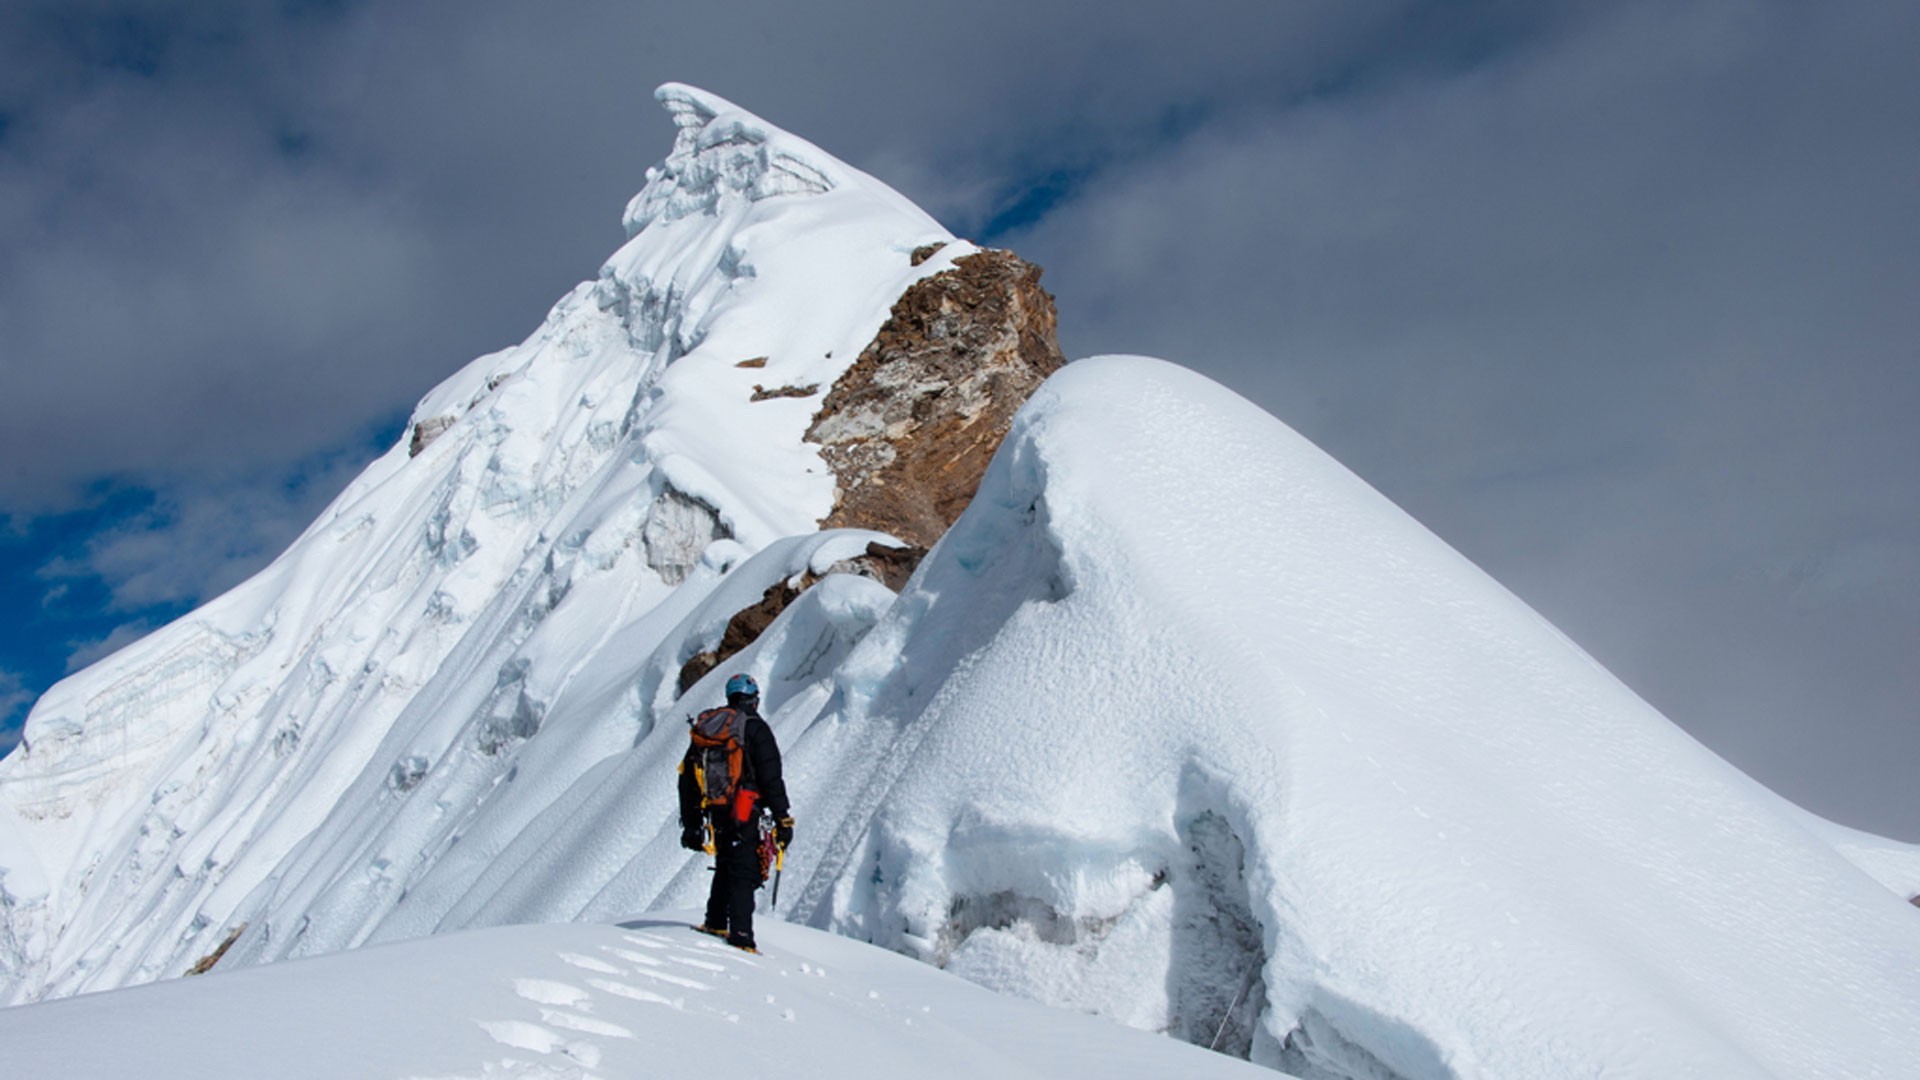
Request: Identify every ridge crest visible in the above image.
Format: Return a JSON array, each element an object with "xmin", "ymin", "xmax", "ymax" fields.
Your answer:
[{"xmin": 624, "ymin": 83, "xmax": 837, "ymax": 234}]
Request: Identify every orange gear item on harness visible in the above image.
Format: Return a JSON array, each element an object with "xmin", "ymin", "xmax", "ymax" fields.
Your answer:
[{"xmin": 731, "ymin": 785, "xmax": 759, "ymax": 824}]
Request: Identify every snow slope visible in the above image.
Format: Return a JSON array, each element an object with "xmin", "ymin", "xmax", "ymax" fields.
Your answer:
[
  {"xmin": 0, "ymin": 914, "xmax": 1270, "ymax": 1079},
  {"xmin": 0, "ymin": 82, "xmax": 955, "ymax": 999},
  {"xmin": 776, "ymin": 356, "xmax": 1920, "ymax": 1076},
  {"xmin": 4, "ymin": 81, "xmax": 1920, "ymax": 1080}
]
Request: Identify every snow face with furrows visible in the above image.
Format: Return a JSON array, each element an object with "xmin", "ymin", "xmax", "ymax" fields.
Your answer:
[{"xmin": 0, "ymin": 82, "xmax": 951, "ymax": 1002}]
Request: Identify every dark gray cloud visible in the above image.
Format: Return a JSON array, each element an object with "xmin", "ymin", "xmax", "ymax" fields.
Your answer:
[
  {"xmin": 36, "ymin": 446, "xmax": 372, "ymax": 613},
  {"xmin": 0, "ymin": 1, "xmax": 1913, "ymax": 836},
  {"xmin": 1012, "ymin": 1, "xmax": 1920, "ymax": 833},
  {"xmin": 0, "ymin": 0, "xmax": 1402, "ymax": 505}
]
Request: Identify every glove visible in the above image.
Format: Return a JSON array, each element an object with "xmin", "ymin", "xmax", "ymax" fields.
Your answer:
[
  {"xmin": 681, "ymin": 824, "xmax": 704, "ymax": 851},
  {"xmin": 775, "ymin": 816, "xmax": 794, "ymax": 848}
]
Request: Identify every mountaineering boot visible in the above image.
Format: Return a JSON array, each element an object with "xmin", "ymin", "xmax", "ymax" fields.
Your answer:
[
  {"xmin": 726, "ymin": 933, "xmax": 759, "ymax": 954},
  {"xmin": 691, "ymin": 924, "xmax": 727, "ymax": 940}
]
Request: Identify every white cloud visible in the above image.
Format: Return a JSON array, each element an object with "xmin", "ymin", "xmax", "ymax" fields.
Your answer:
[
  {"xmin": 0, "ymin": 669, "xmax": 32, "ymax": 743},
  {"xmin": 64, "ymin": 620, "xmax": 156, "ymax": 675}
]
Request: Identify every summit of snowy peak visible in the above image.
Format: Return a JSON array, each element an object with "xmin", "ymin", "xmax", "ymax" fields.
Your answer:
[
  {"xmin": 626, "ymin": 82, "xmax": 916, "ymax": 235},
  {"xmin": 0, "ymin": 76, "xmax": 1057, "ymax": 1011},
  {"xmin": 405, "ymin": 82, "xmax": 952, "ymax": 458}
]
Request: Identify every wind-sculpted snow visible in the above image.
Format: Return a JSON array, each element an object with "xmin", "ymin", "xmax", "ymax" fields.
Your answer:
[
  {"xmin": 246, "ymin": 351, "xmax": 1919, "ymax": 1076},
  {"xmin": 144, "ymin": 350, "xmax": 1917, "ymax": 1077},
  {"xmin": 5, "ymin": 81, "xmax": 1920, "ymax": 1080},
  {"xmin": 0, "ymin": 917, "xmax": 1272, "ymax": 1079},
  {"xmin": 777, "ymin": 357, "xmax": 1920, "ymax": 1076},
  {"xmin": 0, "ymin": 83, "xmax": 950, "ymax": 1002}
]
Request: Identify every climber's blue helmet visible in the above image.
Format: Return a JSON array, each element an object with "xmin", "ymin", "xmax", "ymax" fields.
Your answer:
[{"xmin": 725, "ymin": 673, "xmax": 759, "ymax": 703}]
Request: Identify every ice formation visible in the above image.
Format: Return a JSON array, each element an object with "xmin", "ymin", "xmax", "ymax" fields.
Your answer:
[
  {"xmin": 0, "ymin": 82, "xmax": 955, "ymax": 997},
  {"xmin": 4, "ymin": 84, "xmax": 1920, "ymax": 1079}
]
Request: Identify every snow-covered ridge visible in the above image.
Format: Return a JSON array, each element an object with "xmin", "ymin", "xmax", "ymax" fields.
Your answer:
[
  {"xmin": 779, "ymin": 356, "xmax": 1920, "ymax": 1075},
  {"xmin": 626, "ymin": 83, "xmax": 834, "ymax": 230},
  {"xmin": 4, "ymin": 78, "xmax": 1919, "ymax": 1080},
  {"xmin": 0, "ymin": 82, "xmax": 953, "ymax": 1002}
]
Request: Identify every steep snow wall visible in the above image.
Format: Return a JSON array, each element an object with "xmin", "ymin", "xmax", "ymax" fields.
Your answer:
[{"xmin": 775, "ymin": 356, "xmax": 1920, "ymax": 1077}]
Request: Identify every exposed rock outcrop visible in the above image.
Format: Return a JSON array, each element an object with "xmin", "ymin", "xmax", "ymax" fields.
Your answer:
[
  {"xmin": 806, "ymin": 247, "xmax": 1067, "ymax": 549},
  {"xmin": 750, "ymin": 383, "xmax": 821, "ymax": 401},
  {"xmin": 681, "ymin": 246, "xmax": 1061, "ymax": 689},
  {"xmin": 184, "ymin": 923, "xmax": 247, "ymax": 976},
  {"xmin": 408, "ymin": 415, "xmax": 456, "ymax": 457}
]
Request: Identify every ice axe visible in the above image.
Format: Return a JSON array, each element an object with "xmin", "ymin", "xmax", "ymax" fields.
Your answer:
[{"xmin": 756, "ymin": 807, "xmax": 786, "ymax": 909}]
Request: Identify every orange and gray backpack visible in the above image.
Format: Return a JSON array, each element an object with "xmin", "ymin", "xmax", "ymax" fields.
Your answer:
[{"xmin": 686, "ymin": 707, "xmax": 757, "ymax": 823}]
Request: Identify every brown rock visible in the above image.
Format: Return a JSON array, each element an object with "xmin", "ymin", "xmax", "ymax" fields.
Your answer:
[
  {"xmin": 736, "ymin": 357, "xmax": 769, "ymax": 369},
  {"xmin": 751, "ymin": 383, "xmax": 822, "ymax": 401},
  {"xmin": 806, "ymin": 248, "xmax": 1066, "ymax": 548},
  {"xmin": 185, "ymin": 922, "xmax": 247, "ymax": 976},
  {"xmin": 679, "ymin": 246, "xmax": 1059, "ymax": 697},
  {"xmin": 911, "ymin": 242, "xmax": 949, "ymax": 267},
  {"xmin": 832, "ymin": 540, "xmax": 925, "ymax": 593}
]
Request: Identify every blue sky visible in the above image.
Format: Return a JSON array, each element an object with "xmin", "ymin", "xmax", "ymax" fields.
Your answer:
[
  {"xmin": 1, "ymin": 1, "xmax": 1916, "ymax": 836},
  {"xmin": 0, "ymin": 489, "xmax": 184, "ymax": 750}
]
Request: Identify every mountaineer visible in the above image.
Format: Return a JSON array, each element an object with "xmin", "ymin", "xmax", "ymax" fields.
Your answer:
[{"xmin": 679, "ymin": 673, "xmax": 793, "ymax": 953}]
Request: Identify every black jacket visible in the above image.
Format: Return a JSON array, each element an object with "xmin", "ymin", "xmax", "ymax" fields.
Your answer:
[{"xmin": 679, "ymin": 704, "xmax": 789, "ymax": 829}]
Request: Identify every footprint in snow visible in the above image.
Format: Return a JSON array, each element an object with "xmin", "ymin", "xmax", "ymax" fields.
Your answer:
[
  {"xmin": 512, "ymin": 979, "xmax": 592, "ymax": 1009},
  {"xmin": 464, "ymin": 956, "xmax": 660, "ymax": 1078},
  {"xmin": 537, "ymin": 1008, "xmax": 633, "ymax": 1039},
  {"xmin": 626, "ymin": 966, "xmax": 710, "ymax": 991},
  {"xmin": 588, "ymin": 976, "xmax": 683, "ymax": 1010},
  {"xmin": 598, "ymin": 945, "xmax": 663, "ymax": 968},
  {"xmin": 557, "ymin": 952, "xmax": 623, "ymax": 975},
  {"xmin": 664, "ymin": 953, "xmax": 726, "ymax": 973},
  {"xmin": 474, "ymin": 1018, "xmax": 602, "ymax": 1069}
]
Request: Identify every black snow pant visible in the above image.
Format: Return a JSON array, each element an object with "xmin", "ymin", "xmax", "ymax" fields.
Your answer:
[{"xmin": 703, "ymin": 813, "xmax": 761, "ymax": 946}]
